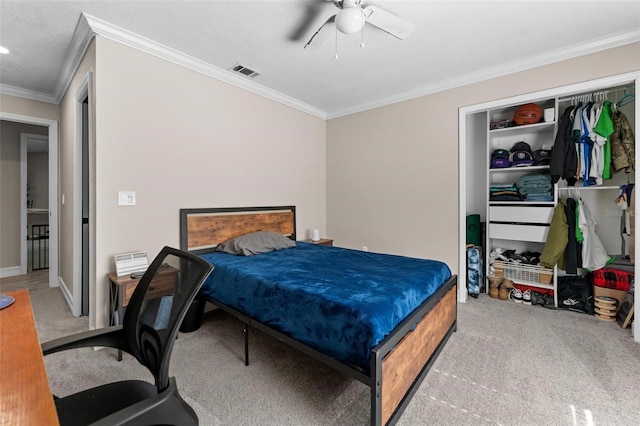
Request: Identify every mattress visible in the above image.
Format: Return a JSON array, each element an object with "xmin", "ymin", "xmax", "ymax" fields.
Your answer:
[{"xmin": 199, "ymin": 242, "xmax": 451, "ymax": 371}]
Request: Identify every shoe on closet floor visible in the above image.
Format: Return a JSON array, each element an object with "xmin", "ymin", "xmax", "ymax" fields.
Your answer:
[
  {"xmin": 488, "ymin": 276, "xmax": 502, "ymax": 299},
  {"xmin": 522, "ymin": 289, "xmax": 532, "ymax": 305},
  {"xmin": 530, "ymin": 291, "xmax": 544, "ymax": 306},
  {"xmin": 509, "ymin": 288, "xmax": 522, "ymax": 303},
  {"xmin": 499, "ymin": 278, "xmax": 514, "ymax": 300},
  {"xmin": 542, "ymin": 294, "xmax": 556, "ymax": 309}
]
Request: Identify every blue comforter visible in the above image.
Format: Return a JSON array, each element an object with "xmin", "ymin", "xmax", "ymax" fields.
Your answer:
[{"xmin": 199, "ymin": 242, "xmax": 451, "ymax": 372}]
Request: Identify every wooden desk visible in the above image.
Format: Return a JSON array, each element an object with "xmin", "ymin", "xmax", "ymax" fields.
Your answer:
[{"xmin": 0, "ymin": 289, "xmax": 59, "ymax": 425}]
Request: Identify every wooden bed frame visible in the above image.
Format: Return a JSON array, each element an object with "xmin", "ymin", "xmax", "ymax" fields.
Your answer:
[{"xmin": 179, "ymin": 206, "xmax": 457, "ymax": 425}]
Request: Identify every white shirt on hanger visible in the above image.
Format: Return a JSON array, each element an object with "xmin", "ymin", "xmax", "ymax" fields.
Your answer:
[{"xmin": 577, "ymin": 198, "xmax": 611, "ymax": 271}]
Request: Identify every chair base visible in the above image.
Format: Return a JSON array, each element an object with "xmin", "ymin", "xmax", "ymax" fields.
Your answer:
[{"xmin": 55, "ymin": 378, "xmax": 198, "ymax": 426}]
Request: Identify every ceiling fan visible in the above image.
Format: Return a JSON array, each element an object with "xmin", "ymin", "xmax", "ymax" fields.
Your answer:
[{"xmin": 303, "ymin": 0, "xmax": 415, "ymax": 52}]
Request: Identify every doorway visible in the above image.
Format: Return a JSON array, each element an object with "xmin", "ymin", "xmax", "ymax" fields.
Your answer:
[
  {"xmin": 74, "ymin": 72, "xmax": 94, "ymax": 321},
  {"xmin": 81, "ymin": 96, "xmax": 89, "ymax": 316},
  {"xmin": 20, "ymin": 133, "xmax": 50, "ymax": 278},
  {"xmin": 0, "ymin": 113, "xmax": 59, "ymax": 292}
]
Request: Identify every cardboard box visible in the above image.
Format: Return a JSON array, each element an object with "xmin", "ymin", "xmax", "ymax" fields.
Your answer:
[{"xmin": 593, "ymin": 285, "xmax": 628, "ymax": 306}]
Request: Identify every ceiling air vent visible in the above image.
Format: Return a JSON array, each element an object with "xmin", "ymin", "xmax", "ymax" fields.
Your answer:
[{"xmin": 230, "ymin": 64, "xmax": 260, "ymax": 78}]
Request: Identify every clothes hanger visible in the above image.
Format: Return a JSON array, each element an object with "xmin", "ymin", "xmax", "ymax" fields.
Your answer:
[
  {"xmin": 569, "ymin": 187, "xmax": 578, "ymax": 200},
  {"xmin": 570, "ymin": 187, "xmax": 583, "ymax": 201},
  {"xmin": 616, "ymin": 87, "xmax": 635, "ymax": 108}
]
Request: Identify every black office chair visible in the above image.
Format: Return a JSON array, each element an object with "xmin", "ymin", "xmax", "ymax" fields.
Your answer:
[{"xmin": 42, "ymin": 246, "xmax": 214, "ymax": 426}]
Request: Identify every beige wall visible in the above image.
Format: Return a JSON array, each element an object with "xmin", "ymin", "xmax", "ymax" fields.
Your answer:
[
  {"xmin": 26, "ymin": 151, "xmax": 50, "ymax": 230},
  {"xmin": 27, "ymin": 152, "xmax": 49, "ymax": 209},
  {"xmin": 326, "ymin": 42, "xmax": 640, "ymax": 276},
  {"xmin": 0, "ymin": 94, "xmax": 59, "ymax": 121},
  {"xmin": 1, "ymin": 35, "xmax": 637, "ymax": 324},
  {"xmin": 0, "ymin": 120, "xmax": 48, "ymax": 269},
  {"xmin": 92, "ymin": 37, "xmax": 326, "ymax": 326}
]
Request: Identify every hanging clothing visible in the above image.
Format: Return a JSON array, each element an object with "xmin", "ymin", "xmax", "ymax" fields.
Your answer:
[
  {"xmin": 586, "ymin": 103, "xmax": 607, "ymax": 185},
  {"xmin": 579, "ymin": 104, "xmax": 595, "ymax": 186},
  {"xmin": 554, "ymin": 99, "xmax": 631, "ymax": 186},
  {"xmin": 616, "ymin": 184, "xmax": 636, "ymax": 263},
  {"xmin": 573, "ymin": 103, "xmax": 587, "ymax": 182},
  {"xmin": 564, "ymin": 198, "xmax": 580, "ymax": 274},
  {"xmin": 577, "ymin": 198, "xmax": 612, "ymax": 271},
  {"xmin": 593, "ymin": 100, "xmax": 614, "ymax": 180},
  {"xmin": 540, "ymin": 199, "xmax": 568, "ymax": 270},
  {"xmin": 610, "ymin": 109, "xmax": 635, "ymax": 173},
  {"xmin": 549, "ymin": 106, "xmax": 578, "ymax": 185}
]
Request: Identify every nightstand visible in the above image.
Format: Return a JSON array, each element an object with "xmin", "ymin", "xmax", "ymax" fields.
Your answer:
[
  {"xmin": 304, "ymin": 238, "xmax": 333, "ymax": 246},
  {"xmin": 108, "ymin": 273, "xmax": 138, "ymax": 328},
  {"xmin": 107, "ymin": 264, "xmax": 178, "ymax": 360}
]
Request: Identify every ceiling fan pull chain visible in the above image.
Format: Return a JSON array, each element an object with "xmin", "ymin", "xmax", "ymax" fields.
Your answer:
[
  {"xmin": 335, "ymin": 25, "xmax": 339, "ymax": 59},
  {"xmin": 360, "ymin": 9, "xmax": 365, "ymax": 47}
]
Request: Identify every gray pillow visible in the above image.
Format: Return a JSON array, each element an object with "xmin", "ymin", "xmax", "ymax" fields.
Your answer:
[{"xmin": 216, "ymin": 231, "xmax": 296, "ymax": 256}]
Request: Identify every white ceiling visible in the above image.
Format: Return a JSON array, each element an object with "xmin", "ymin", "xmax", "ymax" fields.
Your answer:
[{"xmin": 1, "ymin": 1, "xmax": 639, "ymax": 119}]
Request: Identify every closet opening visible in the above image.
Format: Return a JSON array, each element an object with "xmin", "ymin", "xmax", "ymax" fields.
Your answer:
[{"xmin": 459, "ymin": 72, "xmax": 639, "ymax": 343}]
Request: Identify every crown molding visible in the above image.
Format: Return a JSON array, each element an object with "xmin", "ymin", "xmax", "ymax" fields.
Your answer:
[
  {"xmin": 3, "ymin": 14, "xmax": 637, "ymax": 119},
  {"xmin": 327, "ymin": 28, "xmax": 640, "ymax": 119},
  {"xmin": 51, "ymin": 13, "xmax": 95, "ymax": 103},
  {"xmin": 0, "ymin": 84, "xmax": 57, "ymax": 104},
  {"xmin": 82, "ymin": 14, "xmax": 327, "ymax": 119}
]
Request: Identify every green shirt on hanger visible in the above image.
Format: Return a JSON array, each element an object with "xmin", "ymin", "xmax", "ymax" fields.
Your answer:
[{"xmin": 593, "ymin": 100, "xmax": 614, "ymax": 180}]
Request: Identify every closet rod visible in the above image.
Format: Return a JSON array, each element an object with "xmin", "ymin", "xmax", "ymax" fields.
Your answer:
[{"xmin": 558, "ymin": 85, "xmax": 634, "ymax": 103}]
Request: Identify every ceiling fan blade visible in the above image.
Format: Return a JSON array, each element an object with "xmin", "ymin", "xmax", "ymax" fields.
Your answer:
[
  {"xmin": 304, "ymin": 15, "xmax": 336, "ymax": 49},
  {"xmin": 363, "ymin": 5, "xmax": 415, "ymax": 39}
]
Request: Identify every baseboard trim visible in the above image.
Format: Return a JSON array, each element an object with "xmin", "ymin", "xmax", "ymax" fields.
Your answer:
[
  {"xmin": 57, "ymin": 277, "xmax": 76, "ymax": 316},
  {"xmin": 0, "ymin": 266, "xmax": 22, "ymax": 278}
]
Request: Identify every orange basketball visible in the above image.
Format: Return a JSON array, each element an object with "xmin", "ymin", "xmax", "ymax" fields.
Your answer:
[{"xmin": 513, "ymin": 103, "xmax": 543, "ymax": 125}]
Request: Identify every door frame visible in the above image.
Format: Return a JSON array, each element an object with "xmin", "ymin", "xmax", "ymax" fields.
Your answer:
[
  {"xmin": 72, "ymin": 71, "xmax": 96, "ymax": 322},
  {"xmin": 73, "ymin": 72, "xmax": 95, "ymax": 322},
  {"xmin": 2, "ymin": 112, "xmax": 58, "ymax": 289},
  {"xmin": 20, "ymin": 133, "xmax": 50, "ymax": 275}
]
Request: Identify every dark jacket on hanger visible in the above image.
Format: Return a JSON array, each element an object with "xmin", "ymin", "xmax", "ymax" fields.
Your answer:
[
  {"xmin": 550, "ymin": 106, "xmax": 578, "ymax": 185},
  {"xmin": 564, "ymin": 198, "xmax": 581, "ymax": 274}
]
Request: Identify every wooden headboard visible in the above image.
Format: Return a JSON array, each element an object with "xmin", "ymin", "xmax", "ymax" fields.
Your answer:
[{"xmin": 179, "ymin": 206, "xmax": 296, "ymax": 254}]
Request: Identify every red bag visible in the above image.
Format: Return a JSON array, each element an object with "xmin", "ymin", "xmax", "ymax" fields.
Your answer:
[{"xmin": 590, "ymin": 268, "xmax": 633, "ymax": 292}]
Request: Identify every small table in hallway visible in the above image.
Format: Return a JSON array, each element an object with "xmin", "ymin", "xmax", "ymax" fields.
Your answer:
[{"xmin": 0, "ymin": 289, "xmax": 59, "ymax": 425}]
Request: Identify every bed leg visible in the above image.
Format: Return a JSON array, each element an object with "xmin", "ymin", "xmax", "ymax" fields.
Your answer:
[{"xmin": 244, "ymin": 323, "xmax": 250, "ymax": 366}]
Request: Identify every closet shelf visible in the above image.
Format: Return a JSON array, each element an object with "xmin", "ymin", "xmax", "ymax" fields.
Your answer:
[
  {"xmin": 489, "ymin": 165, "xmax": 550, "ymax": 173},
  {"xmin": 511, "ymin": 280, "xmax": 554, "ymax": 290},
  {"xmin": 489, "ymin": 121, "xmax": 555, "ymax": 134},
  {"xmin": 558, "ymin": 185, "xmax": 622, "ymax": 191},
  {"xmin": 489, "ymin": 201, "xmax": 554, "ymax": 206}
]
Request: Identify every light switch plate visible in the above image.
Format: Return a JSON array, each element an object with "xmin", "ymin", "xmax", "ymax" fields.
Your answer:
[{"xmin": 118, "ymin": 191, "xmax": 136, "ymax": 206}]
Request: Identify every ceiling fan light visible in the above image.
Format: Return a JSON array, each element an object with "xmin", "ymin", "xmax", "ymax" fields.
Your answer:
[{"xmin": 335, "ymin": 7, "xmax": 364, "ymax": 34}]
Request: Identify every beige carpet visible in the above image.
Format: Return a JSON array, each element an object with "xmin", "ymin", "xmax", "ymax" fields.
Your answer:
[{"xmin": 30, "ymin": 287, "xmax": 640, "ymax": 425}]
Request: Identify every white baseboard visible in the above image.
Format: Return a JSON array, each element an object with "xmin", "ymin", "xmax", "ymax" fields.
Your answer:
[
  {"xmin": 57, "ymin": 276, "xmax": 76, "ymax": 316},
  {"xmin": 0, "ymin": 266, "xmax": 22, "ymax": 278}
]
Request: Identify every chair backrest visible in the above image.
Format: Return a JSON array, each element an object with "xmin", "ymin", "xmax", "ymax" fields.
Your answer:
[{"xmin": 123, "ymin": 246, "xmax": 213, "ymax": 391}]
